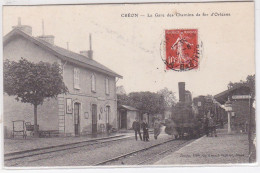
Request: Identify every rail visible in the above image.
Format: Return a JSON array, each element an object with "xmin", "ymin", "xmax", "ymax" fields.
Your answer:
[
  {"xmin": 94, "ymin": 138, "xmax": 191, "ymax": 166},
  {"xmin": 4, "ymin": 135, "xmax": 129, "ymax": 162}
]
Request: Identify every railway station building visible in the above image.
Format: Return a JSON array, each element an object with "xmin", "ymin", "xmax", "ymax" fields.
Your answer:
[
  {"xmin": 214, "ymin": 84, "xmax": 255, "ymax": 133},
  {"xmin": 3, "ymin": 20, "xmax": 122, "ymax": 137}
]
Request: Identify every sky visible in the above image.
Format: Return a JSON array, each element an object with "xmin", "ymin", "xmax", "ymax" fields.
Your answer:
[{"xmin": 2, "ymin": 2, "xmax": 255, "ymax": 99}]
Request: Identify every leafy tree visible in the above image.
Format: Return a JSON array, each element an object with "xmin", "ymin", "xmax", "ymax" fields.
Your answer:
[
  {"xmin": 128, "ymin": 92, "xmax": 165, "ymax": 115},
  {"xmin": 157, "ymin": 87, "xmax": 177, "ymax": 107},
  {"xmin": 227, "ymin": 80, "xmax": 247, "ymax": 89},
  {"xmin": 228, "ymin": 74, "xmax": 255, "ymax": 99},
  {"xmin": 117, "ymin": 94, "xmax": 130, "ymax": 106},
  {"xmin": 246, "ymin": 74, "xmax": 255, "ymax": 99},
  {"xmin": 4, "ymin": 58, "xmax": 68, "ymax": 136},
  {"xmin": 116, "ymin": 85, "xmax": 126, "ymax": 95},
  {"xmin": 117, "ymin": 89, "xmax": 172, "ymax": 120}
]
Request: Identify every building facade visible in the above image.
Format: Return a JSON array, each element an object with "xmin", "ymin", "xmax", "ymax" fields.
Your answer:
[
  {"xmin": 3, "ymin": 21, "xmax": 122, "ymax": 137},
  {"xmin": 214, "ymin": 84, "xmax": 254, "ymax": 133},
  {"xmin": 117, "ymin": 105, "xmax": 139, "ymax": 130}
]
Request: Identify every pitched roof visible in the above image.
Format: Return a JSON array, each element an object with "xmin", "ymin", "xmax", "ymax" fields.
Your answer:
[
  {"xmin": 119, "ymin": 105, "xmax": 138, "ymax": 111},
  {"xmin": 214, "ymin": 84, "xmax": 250, "ymax": 104},
  {"xmin": 3, "ymin": 28, "xmax": 122, "ymax": 78}
]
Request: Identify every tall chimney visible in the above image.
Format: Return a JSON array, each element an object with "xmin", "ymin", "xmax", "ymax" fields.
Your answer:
[
  {"xmin": 178, "ymin": 82, "xmax": 185, "ymax": 102},
  {"xmin": 37, "ymin": 19, "xmax": 55, "ymax": 45},
  {"xmin": 67, "ymin": 42, "xmax": 69, "ymax": 50},
  {"xmin": 18, "ymin": 17, "xmax": 21, "ymax": 26},
  {"xmin": 88, "ymin": 34, "xmax": 93, "ymax": 59},
  {"xmin": 42, "ymin": 19, "xmax": 45, "ymax": 36},
  {"xmin": 89, "ymin": 34, "xmax": 92, "ymax": 50},
  {"xmin": 80, "ymin": 33, "xmax": 93, "ymax": 60},
  {"xmin": 37, "ymin": 35, "xmax": 55, "ymax": 45},
  {"xmin": 12, "ymin": 17, "xmax": 32, "ymax": 35}
]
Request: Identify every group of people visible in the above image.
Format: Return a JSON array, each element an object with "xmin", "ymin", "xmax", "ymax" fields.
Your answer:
[
  {"xmin": 132, "ymin": 112, "xmax": 217, "ymax": 140},
  {"xmin": 132, "ymin": 117, "xmax": 161, "ymax": 142},
  {"xmin": 203, "ymin": 112, "xmax": 218, "ymax": 137}
]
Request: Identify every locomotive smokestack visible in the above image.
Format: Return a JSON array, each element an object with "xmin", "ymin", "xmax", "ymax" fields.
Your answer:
[{"xmin": 178, "ymin": 82, "xmax": 185, "ymax": 102}]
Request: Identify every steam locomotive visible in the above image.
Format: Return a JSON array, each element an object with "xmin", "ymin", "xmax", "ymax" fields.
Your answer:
[{"xmin": 165, "ymin": 82, "xmax": 226, "ymax": 139}]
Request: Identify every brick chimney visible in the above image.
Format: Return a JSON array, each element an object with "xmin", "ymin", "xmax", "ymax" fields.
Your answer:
[
  {"xmin": 79, "ymin": 34, "xmax": 93, "ymax": 60},
  {"xmin": 37, "ymin": 35, "xmax": 55, "ymax": 45},
  {"xmin": 36, "ymin": 19, "xmax": 55, "ymax": 45},
  {"xmin": 80, "ymin": 50, "xmax": 88, "ymax": 57},
  {"xmin": 12, "ymin": 17, "xmax": 32, "ymax": 35},
  {"xmin": 178, "ymin": 82, "xmax": 185, "ymax": 102}
]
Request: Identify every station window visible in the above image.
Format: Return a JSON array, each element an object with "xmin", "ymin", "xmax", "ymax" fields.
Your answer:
[
  {"xmin": 74, "ymin": 67, "xmax": 80, "ymax": 89},
  {"xmin": 91, "ymin": 73, "xmax": 96, "ymax": 92},
  {"xmin": 105, "ymin": 77, "xmax": 109, "ymax": 95}
]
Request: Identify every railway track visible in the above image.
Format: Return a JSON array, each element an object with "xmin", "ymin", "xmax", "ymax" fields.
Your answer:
[
  {"xmin": 4, "ymin": 135, "xmax": 130, "ymax": 162},
  {"xmin": 137, "ymin": 139, "xmax": 192, "ymax": 165},
  {"xmin": 94, "ymin": 138, "xmax": 193, "ymax": 166},
  {"xmin": 5, "ymin": 134, "xmax": 200, "ymax": 167}
]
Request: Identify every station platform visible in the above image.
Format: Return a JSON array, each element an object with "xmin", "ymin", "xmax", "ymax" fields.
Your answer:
[
  {"xmin": 155, "ymin": 129, "xmax": 250, "ymax": 165},
  {"xmin": 4, "ymin": 133, "xmax": 131, "ymax": 155}
]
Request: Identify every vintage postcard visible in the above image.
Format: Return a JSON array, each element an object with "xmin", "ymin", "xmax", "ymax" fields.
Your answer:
[{"xmin": 2, "ymin": 0, "xmax": 256, "ymax": 168}]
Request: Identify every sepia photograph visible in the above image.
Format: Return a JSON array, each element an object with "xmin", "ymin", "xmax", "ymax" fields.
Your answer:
[{"xmin": 1, "ymin": 0, "xmax": 257, "ymax": 168}]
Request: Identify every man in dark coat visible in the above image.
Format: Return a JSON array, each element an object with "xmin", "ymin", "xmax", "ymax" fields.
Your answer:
[
  {"xmin": 141, "ymin": 118, "xmax": 149, "ymax": 142},
  {"xmin": 153, "ymin": 118, "xmax": 161, "ymax": 140},
  {"xmin": 204, "ymin": 115, "xmax": 209, "ymax": 137},
  {"xmin": 210, "ymin": 115, "xmax": 217, "ymax": 137},
  {"xmin": 132, "ymin": 117, "xmax": 142, "ymax": 141}
]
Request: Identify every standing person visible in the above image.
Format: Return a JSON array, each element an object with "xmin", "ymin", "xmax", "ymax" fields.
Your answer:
[
  {"xmin": 211, "ymin": 115, "xmax": 218, "ymax": 137},
  {"xmin": 208, "ymin": 116, "xmax": 214, "ymax": 137},
  {"xmin": 153, "ymin": 118, "xmax": 161, "ymax": 140},
  {"xmin": 132, "ymin": 117, "xmax": 142, "ymax": 141},
  {"xmin": 220, "ymin": 118, "xmax": 224, "ymax": 129},
  {"xmin": 142, "ymin": 118, "xmax": 149, "ymax": 142},
  {"xmin": 204, "ymin": 115, "xmax": 209, "ymax": 137}
]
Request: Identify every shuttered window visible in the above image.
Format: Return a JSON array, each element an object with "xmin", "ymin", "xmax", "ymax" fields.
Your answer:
[
  {"xmin": 91, "ymin": 74, "xmax": 96, "ymax": 92},
  {"xmin": 74, "ymin": 67, "xmax": 80, "ymax": 89},
  {"xmin": 105, "ymin": 77, "xmax": 109, "ymax": 95}
]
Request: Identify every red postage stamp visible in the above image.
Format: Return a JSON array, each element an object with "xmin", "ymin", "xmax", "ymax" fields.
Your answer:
[{"xmin": 165, "ymin": 29, "xmax": 199, "ymax": 71}]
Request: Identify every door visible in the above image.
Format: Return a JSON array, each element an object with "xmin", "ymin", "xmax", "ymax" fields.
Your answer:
[
  {"xmin": 92, "ymin": 104, "xmax": 97, "ymax": 134},
  {"xmin": 74, "ymin": 103, "xmax": 80, "ymax": 136},
  {"xmin": 106, "ymin": 106, "xmax": 110, "ymax": 131},
  {"xmin": 120, "ymin": 110, "xmax": 127, "ymax": 129}
]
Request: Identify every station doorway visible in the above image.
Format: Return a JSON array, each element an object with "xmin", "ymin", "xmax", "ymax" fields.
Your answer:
[
  {"xmin": 74, "ymin": 102, "xmax": 80, "ymax": 136},
  {"xmin": 92, "ymin": 104, "xmax": 97, "ymax": 134},
  {"xmin": 120, "ymin": 109, "xmax": 127, "ymax": 129}
]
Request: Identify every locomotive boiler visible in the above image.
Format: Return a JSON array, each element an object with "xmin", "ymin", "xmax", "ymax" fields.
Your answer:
[
  {"xmin": 165, "ymin": 82, "xmax": 226, "ymax": 139},
  {"xmin": 165, "ymin": 82, "xmax": 202, "ymax": 139}
]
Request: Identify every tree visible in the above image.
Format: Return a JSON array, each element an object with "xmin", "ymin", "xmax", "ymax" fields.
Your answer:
[
  {"xmin": 157, "ymin": 87, "xmax": 177, "ymax": 107},
  {"xmin": 228, "ymin": 74, "xmax": 255, "ymax": 99},
  {"xmin": 128, "ymin": 92, "xmax": 165, "ymax": 115},
  {"xmin": 4, "ymin": 58, "xmax": 68, "ymax": 136},
  {"xmin": 246, "ymin": 74, "xmax": 255, "ymax": 99},
  {"xmin": 117, "ymin": 89, "xmax": 174, "ymax": 121},
  {"xmin": 116, "ymin": 85, "xmax": 126, "ymax": 95},
  {"xmin": 227, "ymin": 80, "xmax": 247, "ymax": 89},
  {"xmin": 117, "ymin": 94, "xmax": 130, "ymax": 106}
]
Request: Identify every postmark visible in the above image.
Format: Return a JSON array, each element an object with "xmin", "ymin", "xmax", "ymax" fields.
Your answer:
[{"xmin": 161, "ymin": 29, "xmax": 202, "ymax": 71}]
